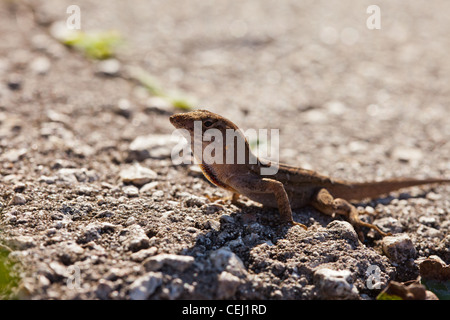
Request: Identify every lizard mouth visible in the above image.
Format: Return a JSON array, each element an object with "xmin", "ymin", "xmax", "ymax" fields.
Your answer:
[
  {"xmin": 169, "ymin": 113, "xmax": 196, "ymax": 133},
  {"xmin": 169, "ymin": 114, "xmax": 182, "ymax": 128}
]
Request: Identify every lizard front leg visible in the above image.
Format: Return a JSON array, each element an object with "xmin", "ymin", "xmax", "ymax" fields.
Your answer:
[
  {"xmin": 227, "ymin": 175, "xmax": 307, "ymax": 230},
  {"xmin": 310, "ymin": 188, "xmax": 391, "ymax": 240}
]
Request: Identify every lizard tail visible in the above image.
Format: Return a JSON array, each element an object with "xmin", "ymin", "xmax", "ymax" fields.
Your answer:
[{"xmin": 328, "ymin": 178, "xmax": 450, "ymax": 201}]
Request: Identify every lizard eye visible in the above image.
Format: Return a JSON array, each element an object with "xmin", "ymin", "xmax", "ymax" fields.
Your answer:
[{"xmin": 203, "ymin": 120, "xmax": 214, "ymax": 128}]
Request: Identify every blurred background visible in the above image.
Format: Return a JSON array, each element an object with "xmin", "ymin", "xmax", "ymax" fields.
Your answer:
[{"xmin": 1, "ymin": 0, "xmax": 449, "ymax": 178}]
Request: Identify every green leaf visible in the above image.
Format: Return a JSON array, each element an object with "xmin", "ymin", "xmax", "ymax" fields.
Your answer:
[
  {"xmin": 0, "ymin": 247, "xmax": 20, "ymax": 299},
  {"xmin": 62, "ymin": 30, "xmax": 123, "ymax": 60},
  {"xmin": 166, "ymin": 95, "xmax": 194, "ymax": 111},
  {"xmin": 128, "ymin": 66, "xmax": 195, "ymax": 111},
  {"xmin": 376, "ymin": 292, "xmax": 403, "ymax": 300}
]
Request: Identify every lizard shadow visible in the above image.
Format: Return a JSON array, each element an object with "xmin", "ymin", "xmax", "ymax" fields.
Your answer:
[
  {"xmin": 177, "ymin": 201, "xmax": 296, "ymax": 298},
  {"xmin": 354, "ymin": 190, "xmax": 430, "ymax": 206},
  {"xmin": 176, "ymin": 189, "xmax": 432, "ymax": 298}
]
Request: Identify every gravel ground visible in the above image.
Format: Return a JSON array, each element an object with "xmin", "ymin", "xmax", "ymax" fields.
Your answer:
[{"xmin": 0, "ymin": 0, "xmax": 449, "ymax": 300}]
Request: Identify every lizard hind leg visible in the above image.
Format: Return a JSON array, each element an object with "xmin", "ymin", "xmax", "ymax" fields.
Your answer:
[{"xmin": 310, "ymin": 188, "xmax": 391, "ymax": 240}]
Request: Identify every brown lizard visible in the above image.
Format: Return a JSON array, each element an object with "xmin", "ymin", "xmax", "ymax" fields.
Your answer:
[{"xmin": 169, "ymin": 109, "xmax": 450, "ymax": 239}]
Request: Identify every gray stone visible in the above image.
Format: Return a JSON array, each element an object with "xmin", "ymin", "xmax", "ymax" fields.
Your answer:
[
  {"xmin": 184, "ymin": 194, "xmax": 207, "ymax": 207},
  {"xmin": 326, "ymin": 220, "xmax": 359, "ymax": 243},
  {"xmin": 210, "ymin": 248, "xmax": 247, "ymax": 277},
  {"xmin": 95, "ymin": 279, "xmax": 114, "ymax": 300},
  {"xmin": 57, "ymin": 168, "xmax": 99, "ymax": 184},
  {"xmin": 143, "ymin": 254, "xmax": 194, "ymax": 272},
  {"xmin": 382, "ymin": 234, "xmax": 416, "ymax": 263},
  {"xmin": 130, "ymin": 247, "xmax": 158, "ymax": 262},
  {"xmin": 8, "ymin": 193, "xmax": 27, "ymax": 206},
  {"xmin": 7, "ymin": 235, "xmax": 35, "ymax": 250},
  {"xmin": 122, "ymin": 225, "xmax": 151, "ymax": 252},
  {"xmin": 374, "ymin": 217, "xmax": 403, "ymax": 234},
  {"xmin": 164, "ymin": 278, "xmax": 184, "ymax": 300},
  {"xmin": 39, "ymin": 175, "xmax": 57, "ymax": 184}
]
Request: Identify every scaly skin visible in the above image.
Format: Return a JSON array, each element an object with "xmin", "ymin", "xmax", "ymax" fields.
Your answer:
[{"xmin": 169, "ymin": 109, "xmax": 450, "ymax": 240}]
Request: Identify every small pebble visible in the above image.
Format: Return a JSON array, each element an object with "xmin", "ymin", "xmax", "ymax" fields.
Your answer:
[
  {"xmin": 128, "ymin": 272, "xmax": 163, "ymax": 300},
  {"xmin": 123, "ymin": 185, "xmax": 139, "ymax": 197},
  {"xmin": 30, "ymin": 56, "xmax": 51, "ymax": 75},
  {"xmin": 313, "ymin": 268, "xmax": 359, "ymax": 300},
  {"xmin": 120, "ymin": 163, "xmax": 157, "ymax": 187},
  {"xmin": 9, "ymin": 193, "xmax": 27, "ymax": 205},
  {"xmin": 216, "ymin": 271, "xmax": 241, "ymax": 299},
  {"xmin": 96, "ymin": 58, "xmax": 121, "ymax": 76},
  {"xmin": 143, "ymin": 254, "xmax": 195, "ymax": 272}
]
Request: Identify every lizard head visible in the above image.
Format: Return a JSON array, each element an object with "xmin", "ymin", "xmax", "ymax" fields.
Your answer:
[
  {"xmin": 169, "ymin": 109, "xmax": 239, "ymax": 133},
  {"xmin": 169, "ymin": 109, "xmax": 251, "ymax": 165}
]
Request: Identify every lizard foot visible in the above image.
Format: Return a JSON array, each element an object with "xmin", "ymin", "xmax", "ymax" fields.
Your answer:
[
  {"xmin": 311, "ymin": 188, "xmax": 392, "ymax": 240},
  {"xmin": 206, "ymin": 193, "xmax": 244, "ymax": 207}
]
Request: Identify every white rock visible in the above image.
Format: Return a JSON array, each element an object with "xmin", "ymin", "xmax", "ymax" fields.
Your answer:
[
  {"xmin": 324, "ymin": 100, "xmax": 348, "ymax": 115},
  {"xmin": 96, "ymin": 58, "xmax": 121, "ymax": 76},
  {"xmin": 152, "ymin": 190, "xmax": 165, "ymax": 199},
  {"xmin": 216, "ymin": 271, "xmax": 241, "ymax": 299},
  {"xmin": 30, "ymin": 56, "xmax": 51, "ymax": 75},
  {"xmin": 392, "ymin": 146, "xmax": 423, "ymax": 163},
  {"xmin": 303, "ymin": 109, "xmax": 327, "ymax": 124},
  {"xmin": 122, "ymin": 185, "xmax": 139, "ymax": 197},
  {"xmin": 140, "ymin": 181, "xmax": 159, "ymax": 193},
  {"xmin": 418, "ymin": 216, "xmax": 437, "ymax": 226},
  {"xmin": 314, "ymin": 268, "xmax": 359, "ymax": 300},
  {"xmin": 120, "ymin": 163, "xmax": 157, "ymax": 187},
  {"xmin": 0, "ymin": 148, "xmax": 27, "ymax": 162},
  {"xmin": 145, "ymin": 96, "xmax": 174, "ymax": 114}
]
